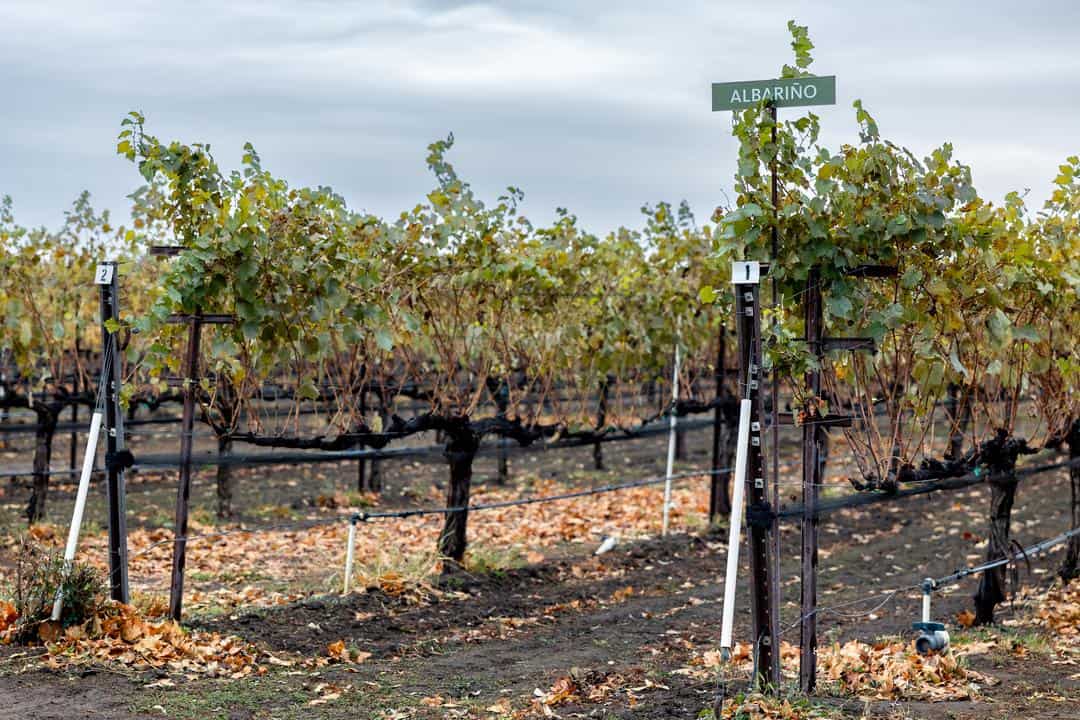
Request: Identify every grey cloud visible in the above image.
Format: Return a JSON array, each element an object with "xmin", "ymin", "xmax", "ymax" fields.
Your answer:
[{"xmin": 1, "ymin": 0, "xmax": 1077, "ymax": 236}]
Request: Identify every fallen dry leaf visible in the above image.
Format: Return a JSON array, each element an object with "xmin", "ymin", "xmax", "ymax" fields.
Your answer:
[{"xmin": 0, "ymin": 601, "xmax": 17, "ymax": 633}]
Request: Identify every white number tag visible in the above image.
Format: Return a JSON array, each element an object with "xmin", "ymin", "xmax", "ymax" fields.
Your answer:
[
  {"xmin": 95, "ymin": 264, "xmax": 115, "ymax": 285},
  {"xmin": 731, "ymin": 261, "xmax": 760, "ymax": 285}
]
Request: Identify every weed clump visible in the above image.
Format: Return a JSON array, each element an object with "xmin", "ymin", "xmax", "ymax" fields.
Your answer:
[{"xmin": 1, "ymin": 538, "xmax": 104, "ymax": 644}]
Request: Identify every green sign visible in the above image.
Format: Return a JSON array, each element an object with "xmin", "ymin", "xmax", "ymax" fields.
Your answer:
[{"xmin": 712, "ymin": 75, "xmax": 836, "ymax": 112}]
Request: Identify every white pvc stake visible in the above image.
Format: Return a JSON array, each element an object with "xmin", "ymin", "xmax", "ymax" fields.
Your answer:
[
  {"xmin": 51, "ymin": 411, "xmax": 104, "ymax": 621},
  {"xmin": 343, "ymin": 520, "xmax": 357, "ymax": 594},
  {"xmin": 661, "ymin": 344, "xmax": 681, "ymax": 535},
  {"xmin": 922, "ymin": 587, "xmax": 931, "ymax": 624},
  {"xmin": 720, "ymin": 398, "xmax": 752, "ymax": 656}
]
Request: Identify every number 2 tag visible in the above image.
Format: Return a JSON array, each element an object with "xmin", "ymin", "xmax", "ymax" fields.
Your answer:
[{"xmin": 95, "ymin": 264, "xmax": 115, "ymax": 285}]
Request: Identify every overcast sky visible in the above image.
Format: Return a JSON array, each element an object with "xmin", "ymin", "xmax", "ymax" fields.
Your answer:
[{"xmin": 3, "ymin": 1, "xmax": 1079, "ymax": 236}]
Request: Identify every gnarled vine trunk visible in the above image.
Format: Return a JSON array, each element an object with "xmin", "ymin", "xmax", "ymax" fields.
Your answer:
[
  {"xmin": 970, "ymin": 431, "xmax": 1034, "ymax": 625},
  {"xmin": 494, "ymin": 379, "xmax": 509, "ymax": 485},
  {"xmin": 439, "ymin": 429, "xmax": 479, "ymax": 564},
  {"xmin": 709, "ymin": 395, "xmax": 738, "ymax": 520},
  {"xmin": 593, "ymin": 380, "xmax": 609, "ymax": 471},
  {"xmin": 944, "ymin": 383, "xmax": 971, "ymax": 461},
  {"xmin": 367, "ymin": 393, "xmax": 388, "ymax": 494},
  {"xmin": 357, "ymin": 390, "xmax": 368, "ymax": 492},
  {"xmin": 27, "ymin": 404, "xmax": 59, "ymax": 524},
  {"xmin": 973, "ymin": 468, "xmax": 1018, "ymax": 624},
  {"xmin": 1060, "ymin": 421, "xmax": 1080, "ymax": 580},
  {"xmin": 216, "ymin": 435, "xmax": 234, "ymax": 519}
]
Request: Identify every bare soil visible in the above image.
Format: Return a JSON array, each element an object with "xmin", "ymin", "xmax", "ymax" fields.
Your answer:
[{"xmin": 2, "ymin": 423, "xmax": 1077, "ymax": 718}]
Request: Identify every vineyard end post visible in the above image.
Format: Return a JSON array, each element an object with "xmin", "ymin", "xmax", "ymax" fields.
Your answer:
[
  {"xmin": 734, "ymin": 262, "xmax": 780, "ymax": 690},
  {"xmin": 97, "ymin": 261, "xmax": 130, "ymax": 603}
]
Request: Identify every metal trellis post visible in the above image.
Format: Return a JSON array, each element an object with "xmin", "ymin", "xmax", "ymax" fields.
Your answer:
[
  {"xmin": 97, "ymin": 261, "xmax": 130, "ymax": 602},
  {"xmin": 735, "ymin": 263, "xmax": 780, "ymax": 690}
]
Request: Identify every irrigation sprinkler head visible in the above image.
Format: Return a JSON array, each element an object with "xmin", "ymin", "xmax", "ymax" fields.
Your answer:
[{"xmin": 913, "ymin": 622, "xmax": 949, "ymax": 655}]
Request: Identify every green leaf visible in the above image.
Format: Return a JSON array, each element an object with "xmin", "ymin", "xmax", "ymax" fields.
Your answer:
[
  {"xmin": 826, "ymin": 295, "xmax": 853, "ymax": 320},
  {"xmin": 987, "ymin": 308, "xmax": 1012, "ymax": 346},
  {"xmin": 374, "ymin": 328, "xmax": 394, "ymax": 352}
]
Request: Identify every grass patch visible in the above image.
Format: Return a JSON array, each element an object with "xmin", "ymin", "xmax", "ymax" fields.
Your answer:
[
  {"xmin": 131, "ymin": 676, "xmax": 311, "ymax": 720},
  {"xmin": 953, "ymin": 625, "xmax": 1054, "ymax": 658},
  {"xmin": 699, "ymin": 690, "xmax": 844, "ymax": 719},
  {"xmin": 465, "ymin": 544, "xmax": 527, "ymax": 578},
  {"xmin": 250, "ymin": 504, "xmax": 300, "ymax": 521}
]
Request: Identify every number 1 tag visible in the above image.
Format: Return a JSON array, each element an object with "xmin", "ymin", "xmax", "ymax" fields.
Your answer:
[
  {"xmin": 731, "ymin": 261, "xmax": 760, "ymax": 285},
  {"xmin": 95, "ymin": 264, "xmax": 115, "ymax": 285}
]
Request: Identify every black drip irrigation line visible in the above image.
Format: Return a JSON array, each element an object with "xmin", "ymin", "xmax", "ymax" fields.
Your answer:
[
  {"xmin": 0, "ymin": 383, "xmax": 724, "ymax": 437},
  {"xmin": 775, "ymin": 524, "xmax": 1080, "ymax": 637},
  {"xmin": 128, "ymin": 466, "xmax": 726, "ymax": 558},
  {"xmin": 774, "ymin": 455, "xmax": 1080, "ymax": 521},
  {"xmin": 351, "ymin": 467, "xmax": 728, "ymax": 522},
  {"xmin": 930, "ymin": 526, "xmax": 1080, "ymax": 590}
]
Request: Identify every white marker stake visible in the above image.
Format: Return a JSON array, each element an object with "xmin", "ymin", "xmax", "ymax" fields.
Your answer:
[
  {"xmin": 661, "ymin": 344, "xmax": 681, "ymax": 535},
  {"xmin": 719, "ymin": 398, "xmax": 752, "ymax": 655},
  {"xmin": 52, "ymin": 411, "xmax": 103, "ymax": 622},
  {"xmin": 343, "ymin": 520, "xmax": 357, "ymax": 594}
]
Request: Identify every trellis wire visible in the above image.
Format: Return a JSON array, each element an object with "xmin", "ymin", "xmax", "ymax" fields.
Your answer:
[{"xmin": 131, "ymin": 466, "xmax": 727, "ymax": 559}]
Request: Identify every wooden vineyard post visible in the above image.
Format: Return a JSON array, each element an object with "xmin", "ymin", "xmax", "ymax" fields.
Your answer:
[
  {"xmin": 151, "ymin": 245, "xmax": 236, "ymax": 621},
  {"xmin": 169, "ymin": 310, "xmax": 202, "ymax": 621},
  {"xmin": 793, "ymin": 263, "xmax": 891, "ymax": 692},
  {"xmin": 767, "ymin": 104, "xmax": 784, "ymax": 645},
  {"xmin": 733, "ymin": 262, "xmax": 780, "ymax": 689},
  {"xmin": 163, "ymin": 310, "xmax": 231, "ymax": 620},
  {"xmin": 799, "ymin": 267, "xmax": 824, "ymax": 692},
  {"xmin": 96, "ymin": 262, "xmax": 130, "ymax": 602}
]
